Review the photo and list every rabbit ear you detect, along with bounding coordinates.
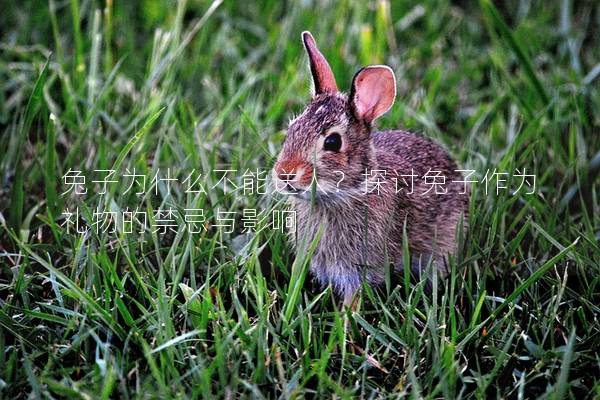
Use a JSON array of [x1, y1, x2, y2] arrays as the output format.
[[350, 66, 396, 123], [302, 31, 338, 95]]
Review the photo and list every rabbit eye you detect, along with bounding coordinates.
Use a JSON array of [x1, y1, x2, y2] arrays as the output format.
[[323, 132, 342, 152]]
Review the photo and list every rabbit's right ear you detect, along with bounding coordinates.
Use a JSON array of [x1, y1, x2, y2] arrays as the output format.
[[302, 31, 338, 95], [350, 66, 396, 123]]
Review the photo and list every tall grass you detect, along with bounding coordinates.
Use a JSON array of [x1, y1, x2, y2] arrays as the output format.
[[0, 0, 599, 398]]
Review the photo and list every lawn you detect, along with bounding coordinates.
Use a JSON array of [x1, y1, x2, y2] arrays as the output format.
[[1, 0, 599, 398]]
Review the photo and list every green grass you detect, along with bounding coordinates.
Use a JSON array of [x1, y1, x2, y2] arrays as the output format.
[[1, 0, 599, 398]]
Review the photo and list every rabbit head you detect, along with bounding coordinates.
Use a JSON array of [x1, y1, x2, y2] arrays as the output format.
[[273, 31, 396, 201]]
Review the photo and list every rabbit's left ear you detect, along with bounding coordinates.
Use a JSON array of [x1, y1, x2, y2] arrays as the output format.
[[350, 66, 396, 123], [302, 31, 338, 95]]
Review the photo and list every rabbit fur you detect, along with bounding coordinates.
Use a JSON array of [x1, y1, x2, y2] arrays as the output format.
[[272, 31, 469, 304]]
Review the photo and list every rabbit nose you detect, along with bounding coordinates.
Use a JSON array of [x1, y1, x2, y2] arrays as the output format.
[[275, 160, 299, 181]]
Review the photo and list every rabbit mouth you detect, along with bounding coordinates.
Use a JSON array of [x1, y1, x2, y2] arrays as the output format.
[[274, 178, 363, 202], [276, 182, 315, 199], [284, 183, 300, 193], [273, 181, 310, 197], [286, 186, 358, 203]]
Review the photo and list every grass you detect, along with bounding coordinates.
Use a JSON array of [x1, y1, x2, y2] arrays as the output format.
[[1, 0, 599, 398]]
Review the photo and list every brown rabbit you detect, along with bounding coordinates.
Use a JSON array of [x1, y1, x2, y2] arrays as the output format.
[[272, 31, 469, 305]]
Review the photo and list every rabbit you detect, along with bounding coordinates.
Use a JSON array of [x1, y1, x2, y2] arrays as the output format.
[[272, 31, 469, 306]]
